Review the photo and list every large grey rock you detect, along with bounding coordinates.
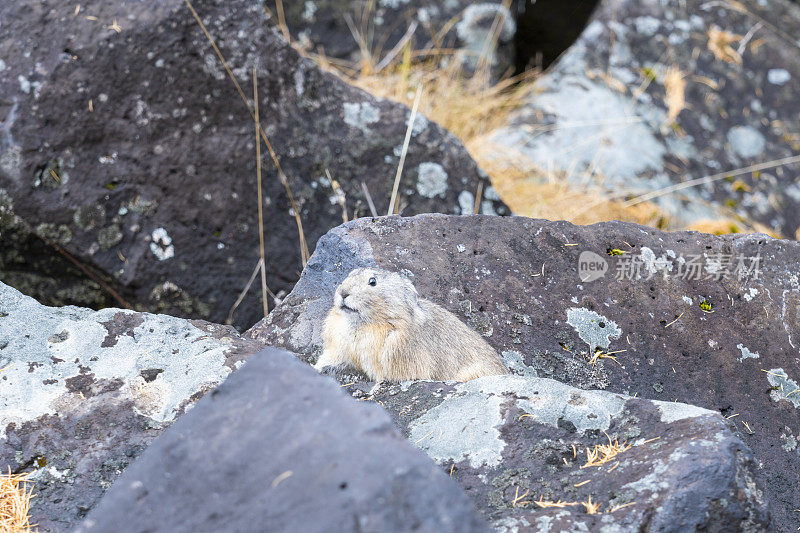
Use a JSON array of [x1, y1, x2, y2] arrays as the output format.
[[485, 0, 800, 238], [0, 0, 505, 331], [249, 214, 800, 531], [0, 282, 260, 531], [266, 0, 519, 75], [347, 375, 768, 531], [77, 348, 489, 533]]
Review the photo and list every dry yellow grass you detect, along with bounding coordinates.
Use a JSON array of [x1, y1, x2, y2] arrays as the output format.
[[469, 145, 670, 227], [1, 470, 35, 533]]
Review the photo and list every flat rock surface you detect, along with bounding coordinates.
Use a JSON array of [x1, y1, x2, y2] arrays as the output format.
[[77, 348, 489, 533], [347, 375, 768, 531], [0, 282, 259, 531], [249, 213, 800, 531], [0, 0, 504, 330], [486, 0, 800, 237]]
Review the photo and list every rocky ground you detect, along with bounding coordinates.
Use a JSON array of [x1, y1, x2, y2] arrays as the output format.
[[2, 0, 800, 532]]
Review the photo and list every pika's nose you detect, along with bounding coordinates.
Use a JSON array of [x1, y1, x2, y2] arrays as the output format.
[[339, 289, 350, 300]]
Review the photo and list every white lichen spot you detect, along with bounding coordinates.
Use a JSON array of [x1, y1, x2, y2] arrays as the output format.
[[640, 247, 673, 277], [566, 308, 622, 352], [767, 68, 791, 85], [409, 112, 429, 136], [737, 343, 760, 362], [343, 101, 380, 132], [98, 152, 118, 164], [18, 75, 31, 94], [743, 287, 759, 301], [480, 200, 497, 215], [301, 0, 317, 21], [634, 16, 661, 36], [150, 227, 175, 261], [457, 244, 466, 253], [483, 185, 500, 201], [682, 295, 693, 305], [458, 190, 475, 214], [416, 162, 448, 198], [727, 126, 766, 159]]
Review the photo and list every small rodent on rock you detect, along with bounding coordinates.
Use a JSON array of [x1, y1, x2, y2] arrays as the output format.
[[314, 268, 508, 382]]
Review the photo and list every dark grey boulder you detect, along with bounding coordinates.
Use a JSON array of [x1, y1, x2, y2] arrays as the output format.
[[77, 348, 489, 533], [486, 0, 800, 238], [0, 281, 260, 532], [0, 0, 504, 331], [249, 213, 800, 531], [266, 0, 518, 76]]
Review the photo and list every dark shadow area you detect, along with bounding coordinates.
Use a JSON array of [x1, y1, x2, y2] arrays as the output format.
[[514, 0, 601, 72]]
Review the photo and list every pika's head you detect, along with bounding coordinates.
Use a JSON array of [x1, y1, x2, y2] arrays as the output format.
[[333, 268, 420, 324]]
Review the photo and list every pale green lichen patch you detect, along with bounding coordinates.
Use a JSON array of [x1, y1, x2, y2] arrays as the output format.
[[416, 162, 448, 198], [737, 343, 760, 362], [408, 388, 505, 468], [766, 368, 800, 408], [566, 307, 622, 352], [653, 400, 714, 423], [0, 282, 235, 439], [343, 101, 380, 132], [407, 375, 630, 469]]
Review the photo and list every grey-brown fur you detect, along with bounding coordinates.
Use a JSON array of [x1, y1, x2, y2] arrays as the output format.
[[314, 268, 507, 382]]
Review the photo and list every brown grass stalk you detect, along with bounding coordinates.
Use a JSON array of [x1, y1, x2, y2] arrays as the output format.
[[387, 85, 422, 215], [184, 0, 309, 266], [253, 68, 269, 318]]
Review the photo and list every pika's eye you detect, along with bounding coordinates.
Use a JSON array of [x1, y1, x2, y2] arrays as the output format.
[[368, 277, 377, 286]]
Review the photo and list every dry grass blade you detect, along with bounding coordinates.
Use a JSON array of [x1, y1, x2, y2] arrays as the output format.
[[226, 258, 264, 325], [325, 169, 349, 223], [472, 180, 484, 214], [253, 68, 269, 318], [534, 498, 580, 509], [1, 469, 35, 533], [184, 0, 309, 265], [623, 154, 800, 207], [360, 181, 378, 217], [273, 0, 291, 41], [375, 21, 418, 73], [387, 85, 422, 215]]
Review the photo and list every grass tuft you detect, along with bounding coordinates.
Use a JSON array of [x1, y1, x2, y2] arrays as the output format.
[[1, 470, 35, 533]]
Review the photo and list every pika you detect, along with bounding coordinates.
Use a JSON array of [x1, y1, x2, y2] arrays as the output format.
[[313, 268, 507, 382]]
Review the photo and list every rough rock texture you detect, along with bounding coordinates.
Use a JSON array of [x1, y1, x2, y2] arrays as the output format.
[[77, 348, 489, 533], [266, 0, 519, 75], [0, 282, 260, 531], [0, 0, 505, 331], [486, 0, 800, 237], [345, 375, 768, 531], [249, 214, 800, 531]]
